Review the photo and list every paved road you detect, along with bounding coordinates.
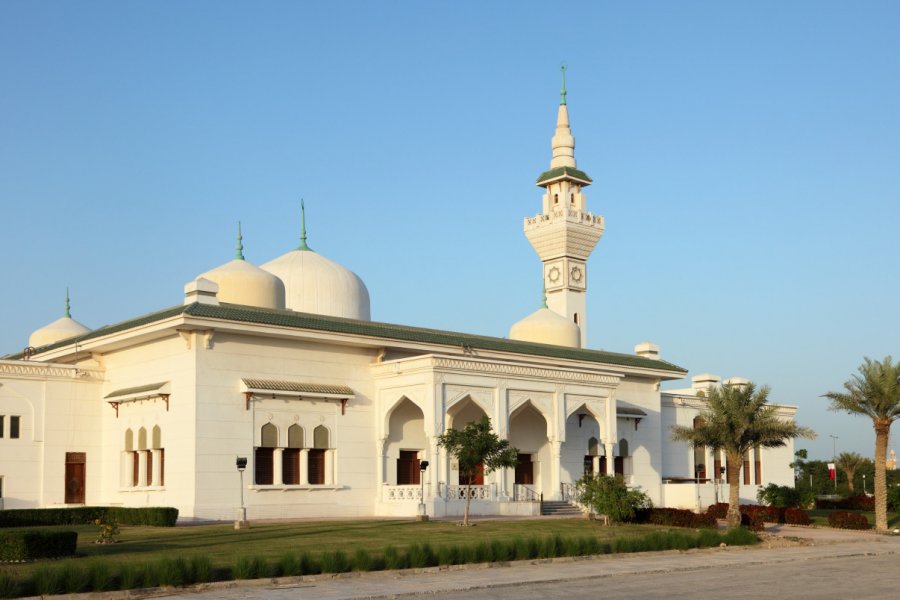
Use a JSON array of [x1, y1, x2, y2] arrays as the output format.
[[160, 526, 899, 600]]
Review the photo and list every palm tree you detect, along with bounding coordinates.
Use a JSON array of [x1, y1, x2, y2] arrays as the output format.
[[671, 382, 815, 528], [823, 356, 900, 532], [835, 451, 867, 493]]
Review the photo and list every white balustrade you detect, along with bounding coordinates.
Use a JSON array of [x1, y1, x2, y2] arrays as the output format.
[[383, 485, 422, 502], [447, 484, 492, 501]]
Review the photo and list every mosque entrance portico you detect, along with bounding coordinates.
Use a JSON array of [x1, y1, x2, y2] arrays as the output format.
[[372, 354, 620, 516]]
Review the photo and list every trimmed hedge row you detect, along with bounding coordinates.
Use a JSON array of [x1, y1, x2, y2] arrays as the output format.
[[705, 503, 812, 527], [0, 529, 759, 597], [0, 530, 78, 561], [815, 495, 874, 511], [632, 508, 717, 529], [0, 507, 177, 528], [827, 511, 870, 530]]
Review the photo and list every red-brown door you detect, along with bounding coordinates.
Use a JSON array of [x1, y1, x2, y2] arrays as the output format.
[[515, 454, 533, 485], [397, 451, 420, 485], [65, 452, 86, 504], [459, 462, 484, 485]]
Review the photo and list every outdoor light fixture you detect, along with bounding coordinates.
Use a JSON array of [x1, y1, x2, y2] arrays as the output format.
[[418, 460, 430, 521], [235, 456, 249, 529]]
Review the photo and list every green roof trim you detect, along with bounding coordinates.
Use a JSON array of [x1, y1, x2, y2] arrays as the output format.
[[536, 166, 592, 186], [6, 302, 686, 374], [242, 379, 354, 396]]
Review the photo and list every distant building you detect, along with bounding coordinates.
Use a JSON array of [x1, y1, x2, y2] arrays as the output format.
[[0, 73, 799, 519]]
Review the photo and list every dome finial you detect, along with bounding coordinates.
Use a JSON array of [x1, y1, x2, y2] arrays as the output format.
[[235, 221, 245, 260], [541, 285, 548, 309], [560, 63, 567, 106], [64, 287, 71, 318], [298, 199, 312, 251]]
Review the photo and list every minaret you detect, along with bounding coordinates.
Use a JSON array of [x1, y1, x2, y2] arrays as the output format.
[[524, 66, 605, 347]]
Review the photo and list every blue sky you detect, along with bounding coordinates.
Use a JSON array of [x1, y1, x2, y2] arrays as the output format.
[[2, 1, 898, 461]]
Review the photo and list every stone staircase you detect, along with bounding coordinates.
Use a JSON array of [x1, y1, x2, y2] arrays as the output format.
[[541, 500, 583, 516]]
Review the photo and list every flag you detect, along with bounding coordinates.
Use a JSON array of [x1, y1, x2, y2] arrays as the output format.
[[828, 463, 836, 481]]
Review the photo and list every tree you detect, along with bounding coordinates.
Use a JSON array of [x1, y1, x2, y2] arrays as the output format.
[[670, 382, 816, 528], [576, 473, 651, 523], [835, 452, 867, 493], [437, 416, 519, 526], [823, 356, 900, 531]]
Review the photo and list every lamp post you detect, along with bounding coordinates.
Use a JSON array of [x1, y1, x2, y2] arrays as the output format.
[[863, 473, 867, 495], [235, 456, 249, 530], [417, 460, 430, 522]]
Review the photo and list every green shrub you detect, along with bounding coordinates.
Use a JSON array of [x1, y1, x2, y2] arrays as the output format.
[[32, 566, 62, 597], [352, 548, 374, 571], [722, 527, 758, 545], [0, 530, 78, 560], [757, 483, 814, 508], [827, 511, 870, 530], [298, 551, 320, 575], [0, 571, 19, 599], [888, 485, 900, 511], [61, 562, 90, 594], [576, 474, 651, 523], [437, 544, 462, 565], [277, 552, 299, 577], [88, 561, 114, 592], [157, 557, 191, 587], [513, 537, 539, 560], [320, 550, 351, 573], [190, 555, 212, 583], [233, 556, 269, 580], [633, 507, 717, 528]]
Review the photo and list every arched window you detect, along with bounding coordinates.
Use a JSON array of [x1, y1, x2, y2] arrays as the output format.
[[309, 426, 329, 484], [255, 423, 278, 485], [151, 426, 165, 487], [124, 429, 134, 452], [587, 437, 599, 456], [615, 439, 628, 476], [151, 426, 162, 449], [570, 193, 574, 204], [137, 427, 147, 451], [574, 313, 579, 325], [123, 429, 137, 487], [584, 436, 600, 476], [553, 193, 559, 204], [284, 425, 304, 484]]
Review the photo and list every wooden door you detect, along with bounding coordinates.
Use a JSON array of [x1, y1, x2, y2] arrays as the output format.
[[515, 454, 533, 485], [459, 462, 484, 485], [308, 449, 325, 484], [397, 451, 420, 485], [65, 452, 86, 504], [614, 456, 624, 476]]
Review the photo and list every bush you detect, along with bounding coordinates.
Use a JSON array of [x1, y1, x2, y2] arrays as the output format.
[[576, 474, 652, 523], [0, 571, 18, 599], [815, 495, 874, 511], [757, 484, 814, 508], [706, 503, 729, 519], [0, 530, 78, 560], [0, 506, 178, 528], [784, 508, 812, 525], [633, 507, 717, 528], [740, 511, 765, 531], [320, 550, 351, 573], [233, 555, 269, 580], [827, 511, 870, 530], [32, 566, 62, 597], [888, 485, 900, 512]]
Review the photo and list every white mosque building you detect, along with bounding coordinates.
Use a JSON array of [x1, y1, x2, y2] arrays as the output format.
[[0, 75, 799, 520]]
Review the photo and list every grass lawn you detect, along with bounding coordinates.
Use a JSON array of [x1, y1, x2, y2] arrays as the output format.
[[1, 518, 672, 579], [807, 509, 900, 528]]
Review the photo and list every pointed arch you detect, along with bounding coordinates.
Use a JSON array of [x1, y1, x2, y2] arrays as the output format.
[[510, 399, 553, 440], [313, 425, 330, 449], [260, 423, 278, 448], [288, 424, 304, 449], [137, 427, 147, 450], [383, 394, 427, 439], [151, 425, 161, 449], [124, 429, 134, 452]]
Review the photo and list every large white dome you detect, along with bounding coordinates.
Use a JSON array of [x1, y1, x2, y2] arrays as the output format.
[[29, 292, 91, 348], [509, 305, 580, 348], [261, 249, 371, 320], [198, 258, 286, 309]]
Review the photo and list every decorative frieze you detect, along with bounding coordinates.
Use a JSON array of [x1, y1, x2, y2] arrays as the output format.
[[0, 360, 101, 381]]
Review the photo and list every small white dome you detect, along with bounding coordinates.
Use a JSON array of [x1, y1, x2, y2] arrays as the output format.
[[509, 306, 580, 348], [261, 249, 370, 320], [29, 294, 91, 348], [198, 258, 286, 309]]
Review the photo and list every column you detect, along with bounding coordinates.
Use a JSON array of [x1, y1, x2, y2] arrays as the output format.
[[592, 455, 600, 476], [138, 451, 148, 487], [604, 443, 615, 475], [120, 452, 131, 487], [299, 449, 309, 485], [429, 437, 440, 499], [273, 448, 284, 485], [151, 449, 163, 487], [549, 440, 562, 500], [376, 438, 388, 485], [324, 449, 334, 485]]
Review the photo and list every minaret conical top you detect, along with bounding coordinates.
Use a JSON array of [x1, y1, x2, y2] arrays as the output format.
[[235, 221, 245, 260], [298, 199, 312, 251]]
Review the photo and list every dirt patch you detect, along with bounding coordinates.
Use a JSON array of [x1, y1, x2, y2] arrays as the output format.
[[757, 532, 813, 549]]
